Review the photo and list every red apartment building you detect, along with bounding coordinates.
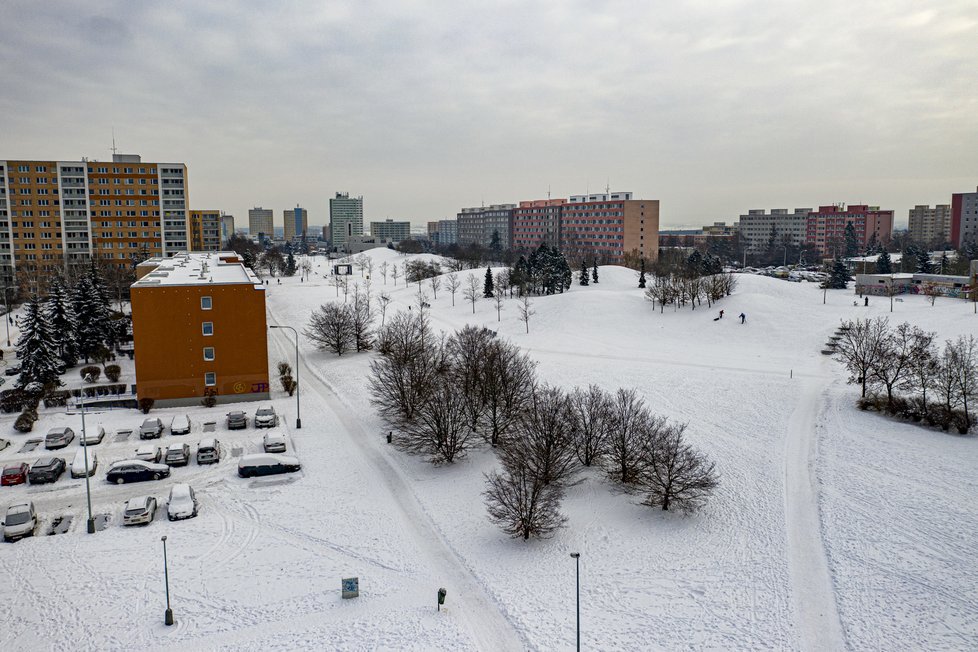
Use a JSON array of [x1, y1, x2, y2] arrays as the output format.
[[805, 204, 893, 256], [512, 198, 566, 250], [559, 192, 659, 264], [951, 186, 978, 247]]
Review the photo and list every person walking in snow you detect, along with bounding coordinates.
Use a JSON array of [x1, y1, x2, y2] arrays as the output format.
[[739, 312, 746, 324], [719, 309, 724, 319]]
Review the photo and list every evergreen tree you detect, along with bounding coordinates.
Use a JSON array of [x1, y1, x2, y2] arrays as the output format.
[[511, 256, 529, 295], [284, 252, 298, 277], [939, 251, 950, 274], [16, 295, 63, 391], [865, 232, 879, 256], [916, 249, 935, 274], [559, 255, 572, 292], [44, 276, 79, 366], [489, 230, 502, 260], [844, 222, 859, 258], [72, 276, 108, 362], [875, 249, 893, 274], [591, 261, 599, 284], [638, 258, 647, 289], [902, 244, 920, 273], [579, 259, 589, 286], [823, 260, 851, 289], [483, 266, 495, 298]]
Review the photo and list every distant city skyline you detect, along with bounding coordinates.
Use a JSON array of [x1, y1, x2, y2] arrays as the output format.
[[2, 1, 975, 231]]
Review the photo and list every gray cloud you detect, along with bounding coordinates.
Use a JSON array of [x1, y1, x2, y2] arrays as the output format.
[[1, 0, 975, 229]]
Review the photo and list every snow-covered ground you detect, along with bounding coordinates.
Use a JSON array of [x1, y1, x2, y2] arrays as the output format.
[[1, 248, 976, 650]]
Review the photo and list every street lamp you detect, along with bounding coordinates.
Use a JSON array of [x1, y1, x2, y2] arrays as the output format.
[[1, 282, 10, 346], [570, 552, 581, 652], [79, 378, 96, 534], [161, 535, 174, 626], [269, 325, 301, 429]]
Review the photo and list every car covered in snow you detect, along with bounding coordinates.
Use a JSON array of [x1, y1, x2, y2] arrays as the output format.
[[226, 411, 248, 430], [28, 457, 66, 484], [254, 406, 278, 428], [196, 438, 221, 465], [262, 429, 287, 454], [134, 445, 162, 463], [44, 427, 75, 450], [139, 418, 164, 440], [166, 483, 199, 521], [164, 443, 191, 467], [170, 414, 191, 435], [237, 453, 301, 478], [80, 426, 106, 446], [70, 447, 98, 478], [1, 463, 29, 486], [105, 460, 170, 485], [3, 502, 37, 542], [122, 496, 158, 526]]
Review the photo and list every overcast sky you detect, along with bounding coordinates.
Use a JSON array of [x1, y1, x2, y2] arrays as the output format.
[[1, 1, 975, 230]]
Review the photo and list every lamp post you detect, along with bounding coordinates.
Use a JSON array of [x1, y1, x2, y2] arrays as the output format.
[[79, 381, 96, 534], [1, 281, 10, 346], [269, 325, 300, 428], [161, 535, 174, 626], [570, 552, 581, 652]]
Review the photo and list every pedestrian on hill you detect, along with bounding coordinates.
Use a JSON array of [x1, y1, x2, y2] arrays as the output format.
[[739, 312, 746, 324], [719, 310, 724, 319]]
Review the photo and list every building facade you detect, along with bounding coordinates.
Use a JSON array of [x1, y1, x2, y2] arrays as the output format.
[[189, 210, 222, 251], [0, 154, 188, 284], [329, 192, 363, 252], [427, 219, 458, 246], [951, 186, 978, 248], [248, 207, 273, 241], [559, 192, 659, 264], [283, 206, 308, 242], [512, 198, 566, 251], [131, 251, 269, 406], [908, 205, 951, 246], [805, 204, 893, 256], [220, 214, 234, 245], [369, 219, 411, 242], [456, 204, 516, 249], [737, 208, 811, 253]]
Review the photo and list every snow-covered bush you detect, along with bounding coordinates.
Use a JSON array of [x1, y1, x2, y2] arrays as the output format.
[[104, 365, 121, 383]]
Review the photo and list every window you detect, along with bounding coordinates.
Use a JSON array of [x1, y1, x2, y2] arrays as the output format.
[[202, 321, 213, 336], [201, 296, 212, 310], [204, 372, 216, 386], [203, 347, 215, 361]]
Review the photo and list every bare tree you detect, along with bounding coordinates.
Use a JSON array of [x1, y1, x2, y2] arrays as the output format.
[[446, 272, 461, 307], [640, 421, 719, 514], [484, 461, 566, 540], [400, 368, 474, 463], [365, 258, 375, 281], [870, 322, 917, 410], [495, 270, 510, 299], [835, 317, 889, 397], [377, 292, 393, 326], [933, 341, 962, 429], [952, 335, 978, 429], [379, 261, 390, 285], [604, 388, 657, 485], [305, 303, 354, 355], [447, 325, 492, 431], [391, 264, 400, 287], [568, 385, 613, 466], [499, 385, 578, 487], [463, 273, 480, 314], [902, 327, 938, 418], [518, 294, 534, 333], [921, 282, 941, 306], [370, 311, 441, 427], [429, 275, 441, 300], [493, 291, 505, 321], [480, 338, 536, 447], [354, 253, 369, 277], [299, 258, 313, 281], [350, 284, 375, 352]]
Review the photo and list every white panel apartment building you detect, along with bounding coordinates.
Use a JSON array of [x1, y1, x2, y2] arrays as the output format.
[[738, 208, 812, 253], [329, 192, 364, 252], [248, 207, 274, 239], [907, 204, 951, 246]]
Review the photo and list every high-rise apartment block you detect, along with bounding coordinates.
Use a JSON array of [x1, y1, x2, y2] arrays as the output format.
[[560, 192, 658, 264], [0, 154, 188, 282], [737, 208, 812, 253], [951, 186, 978, 248], [370, 219, 411, 242], [907, 205, 951, 246], [427, 219, 458, 246], [220, 214, 234, 244], [805, 204, 893, 255], [283, 206, 308, 242], [329, 192, 363, 252], [189, 210, 222, 251], [248, 207, 273, 240], [512, 199, 566, 250], [457, 204, 516, 249]]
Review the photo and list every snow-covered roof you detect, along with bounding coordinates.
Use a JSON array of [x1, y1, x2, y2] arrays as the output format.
[[133, 252, 263, 289]]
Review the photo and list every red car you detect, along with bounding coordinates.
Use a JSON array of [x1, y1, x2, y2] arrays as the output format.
[[1, 463, 29, 486]]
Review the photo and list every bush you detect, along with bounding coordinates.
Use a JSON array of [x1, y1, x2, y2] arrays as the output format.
[[201, 389, 217, 408], [104, 365, 121, 383], [13, 411, 35, 433], [138, 397, 155, 414], [80, 366, 101, 382]]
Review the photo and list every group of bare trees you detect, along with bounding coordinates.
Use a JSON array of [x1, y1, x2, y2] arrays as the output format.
[[835, 317, 977, 433], [305, 285, 375, 355], [644, 272, 737, 313], [369, 315, 720, 540]]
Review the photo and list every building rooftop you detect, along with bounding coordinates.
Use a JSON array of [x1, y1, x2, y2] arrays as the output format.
[[133, 252, 263, 288]]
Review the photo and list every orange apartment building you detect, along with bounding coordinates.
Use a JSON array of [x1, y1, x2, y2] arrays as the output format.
[[190, 210, 222, 251], [0, 154, 188, 286], [131, 251, 269, 406], [560, 192, 660, 264]]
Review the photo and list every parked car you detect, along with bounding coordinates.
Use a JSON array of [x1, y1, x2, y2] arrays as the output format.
[[164, 443, 191, 467], [122, 496, 158, 526], [134, 445, 162, 463], [28, 457, 66, 484], [226, 411, 248, 430], [139, 418, 164, 440], [3, 502, 36, 542], [1, 463, 29, 487], [70, 448, 98, 478], [44, 427, 75, 450], [238, 453, 301, 478], [105, 460, 171, 485], [80, 426, 106, 446], [196, 438, 221, 465], [166, 483, 199, 521], [170, 414, 191, 435], [262, 430, 287, 454], [3, 365, 20, 377], [254, 406, 278, 428]]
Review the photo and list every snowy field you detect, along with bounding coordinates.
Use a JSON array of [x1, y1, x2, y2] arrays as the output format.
[[1, 247, 976, 651]]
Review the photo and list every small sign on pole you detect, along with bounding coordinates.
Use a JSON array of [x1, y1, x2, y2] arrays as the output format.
[[342, 577, 359, 599]]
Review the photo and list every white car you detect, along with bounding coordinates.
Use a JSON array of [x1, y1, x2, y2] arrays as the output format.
[[170, 414, 191, 435], [134, 445, 162, 463], [123, 496, 158, 526], [262, 430, 287, 454], [80, 426, 106, 446], [70, 447, 98, 478], [167, 483, 199, 521], [254, 406, 278, 428], [3, 502, 37, 542]]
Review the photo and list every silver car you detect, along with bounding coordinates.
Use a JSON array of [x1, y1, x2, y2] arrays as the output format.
[[45, 427, 75, 450], [3, 502, 37, 542], [122, 496, 158, 526]]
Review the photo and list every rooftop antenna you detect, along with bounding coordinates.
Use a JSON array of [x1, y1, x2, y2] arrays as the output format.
[[111, 128, 118, 156], [606, 179, 610, 195], [547, 185, 551, 200]]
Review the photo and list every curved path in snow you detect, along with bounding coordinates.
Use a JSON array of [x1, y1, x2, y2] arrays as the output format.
[[783, 375, 846, 651], [267, 314, 527, 651]]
